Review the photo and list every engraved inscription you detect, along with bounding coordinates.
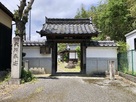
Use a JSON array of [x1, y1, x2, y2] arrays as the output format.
[[12, 38, 19, 66]]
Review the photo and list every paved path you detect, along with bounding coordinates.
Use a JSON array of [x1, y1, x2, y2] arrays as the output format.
[[0, 76, 136, 102]]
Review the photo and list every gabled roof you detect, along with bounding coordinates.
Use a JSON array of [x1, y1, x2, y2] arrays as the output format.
[[125, 29, 136, 37], [0, 2, 13, 19], [37, 17, 98, 36]]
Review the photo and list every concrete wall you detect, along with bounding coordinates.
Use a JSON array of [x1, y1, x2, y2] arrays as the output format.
[[23, 46, 52, 74], [0, 9, 12, 28], [23, 46, 118, 75], [23, 46, 51, 58], [86, 47, 117, 58], [125, 30, 136, 50], [86, 47, 117, 75], [23, 58, 52, 74]]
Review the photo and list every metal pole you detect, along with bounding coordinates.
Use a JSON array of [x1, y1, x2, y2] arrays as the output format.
[[29, 10, 31, 41], [131, 50, 134, 75]]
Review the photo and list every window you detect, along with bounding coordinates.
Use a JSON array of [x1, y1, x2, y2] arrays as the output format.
[[40, 46, 51, 54]]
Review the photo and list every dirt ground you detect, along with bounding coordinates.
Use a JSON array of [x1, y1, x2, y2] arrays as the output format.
[[0, 75, 136, 102]]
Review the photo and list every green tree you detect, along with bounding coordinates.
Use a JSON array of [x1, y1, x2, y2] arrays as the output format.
[[117, 41, 128, 52], [14, 0, 34, 39], [76, 46, 81, 60], [127, 0, 136, 29], [98, 0, 133, 41], [58, 43, 67, 52], [75, 0, 135, 41], [75, 5, 89, 18]]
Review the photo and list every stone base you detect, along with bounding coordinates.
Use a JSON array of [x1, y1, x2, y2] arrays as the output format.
[[65, 61, 75, 68], [8, 78, 21, 85]]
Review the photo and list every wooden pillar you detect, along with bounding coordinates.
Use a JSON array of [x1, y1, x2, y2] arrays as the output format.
[[52, 42, 57, 75], [81, 42, 86, 74]]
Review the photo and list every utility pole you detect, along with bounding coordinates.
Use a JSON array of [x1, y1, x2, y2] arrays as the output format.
[[29, 10, 31, 41]]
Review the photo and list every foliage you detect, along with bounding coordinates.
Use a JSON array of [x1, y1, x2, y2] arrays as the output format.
[[58, 43, 67, 52], [0, 72, 10, 83], [99, 0, 133, 41], [21, 69, 34, 83], [75, 5, 90, 18], [127, 0, 136, 29], [58, 43, 68, 62], [76, 46, 81, 60], [117, 41, 128, 52], [75, 0, 136, 41], [118, 52, 128, 72], [63, 53, 69, 62]]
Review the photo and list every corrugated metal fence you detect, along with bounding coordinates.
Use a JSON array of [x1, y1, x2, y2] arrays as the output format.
[[118, 50, 136, 76]]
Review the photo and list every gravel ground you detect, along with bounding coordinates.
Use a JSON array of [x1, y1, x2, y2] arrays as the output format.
[[0, 76, 136, 102]]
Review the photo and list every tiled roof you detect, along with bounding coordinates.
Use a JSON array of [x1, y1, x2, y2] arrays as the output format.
[[87, 41, 117, 47], [23, 41, 117, 47], [0, 2, 13, 18], [23, 41, 45, 46], [38, 17, 98, 35]]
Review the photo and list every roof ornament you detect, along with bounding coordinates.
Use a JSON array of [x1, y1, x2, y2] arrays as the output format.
[[45, 16, 48, 23], [106, 35, 111, 41]]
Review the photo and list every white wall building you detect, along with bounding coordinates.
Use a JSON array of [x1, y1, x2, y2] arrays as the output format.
[[125, 29, 136, 50], [125, 30, 136, 73], [23, 41, 118, 75]]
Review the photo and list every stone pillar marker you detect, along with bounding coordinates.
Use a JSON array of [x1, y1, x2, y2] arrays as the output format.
[[10, 36, 22, 84], [109, 61, 115, 80], [24, 60, 29, 71]]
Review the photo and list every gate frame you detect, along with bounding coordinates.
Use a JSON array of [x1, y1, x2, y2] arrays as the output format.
[[51, 41, 86, 75], [37, 18, 99, 75]]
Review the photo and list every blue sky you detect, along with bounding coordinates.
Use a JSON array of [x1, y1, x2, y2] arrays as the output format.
[[0, 0, 101, 41]]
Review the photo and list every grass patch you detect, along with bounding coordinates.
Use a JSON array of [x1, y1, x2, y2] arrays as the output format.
[[21, 69, 36, 84], [0, 72, 10, 84]]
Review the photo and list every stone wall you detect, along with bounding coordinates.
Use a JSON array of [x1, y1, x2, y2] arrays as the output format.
[[86, 58, 117, 75], [23, 57, 52, 74]]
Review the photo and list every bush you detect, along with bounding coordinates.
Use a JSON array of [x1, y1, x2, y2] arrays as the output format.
[[21, 69, 34, 83]]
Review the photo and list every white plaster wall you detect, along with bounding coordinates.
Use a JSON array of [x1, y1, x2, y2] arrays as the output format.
[[69, 52, 78, 59], [126, 31, 136, 50], [86, 47, 117, 58], [23, 46, 51, 58]]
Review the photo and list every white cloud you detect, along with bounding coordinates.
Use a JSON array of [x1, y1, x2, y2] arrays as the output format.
[[0, 0, 101, 41]]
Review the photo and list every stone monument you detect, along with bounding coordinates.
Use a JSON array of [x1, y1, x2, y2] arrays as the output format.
[[10, 36, 22, 84]]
